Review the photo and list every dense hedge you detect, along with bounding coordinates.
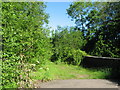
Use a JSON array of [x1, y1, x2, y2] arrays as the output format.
[[2, 2, 52, 88]]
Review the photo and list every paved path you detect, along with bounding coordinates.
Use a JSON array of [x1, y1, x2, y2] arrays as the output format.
[[38, 79, 119, 88]]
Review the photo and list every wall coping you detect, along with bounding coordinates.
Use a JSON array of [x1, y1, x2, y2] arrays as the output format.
[[85, 56, 120, 60]]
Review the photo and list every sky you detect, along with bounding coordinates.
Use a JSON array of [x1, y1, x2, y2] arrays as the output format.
[[45, 2, 76, 30]]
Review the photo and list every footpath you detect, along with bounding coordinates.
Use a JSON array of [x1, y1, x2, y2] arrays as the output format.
[[35, 79, 119, 88]]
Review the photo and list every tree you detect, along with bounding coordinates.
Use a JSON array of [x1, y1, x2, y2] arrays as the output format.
[[67, 2, 120, 57]]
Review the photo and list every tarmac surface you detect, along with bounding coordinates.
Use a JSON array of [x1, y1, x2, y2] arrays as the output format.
[[37, 79, 119, 88]]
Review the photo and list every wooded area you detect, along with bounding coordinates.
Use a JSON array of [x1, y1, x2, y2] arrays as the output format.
[[67, 2, 120, 57], [1, 2, 120, 88]]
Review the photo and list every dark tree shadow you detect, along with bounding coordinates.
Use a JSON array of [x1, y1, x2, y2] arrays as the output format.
[[80, 56, 120, 85]]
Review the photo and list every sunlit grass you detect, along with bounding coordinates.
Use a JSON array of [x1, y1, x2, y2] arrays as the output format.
[[30, 61, 111, 82]]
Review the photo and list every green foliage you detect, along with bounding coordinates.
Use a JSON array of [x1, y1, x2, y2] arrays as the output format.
[[3, 2, 119, 88], [59, 48, 87, 65], [90, 35, 120, 57], [67, 2, 120, 58], [2, 2, 52, 88], [51, 26, 87, 65]]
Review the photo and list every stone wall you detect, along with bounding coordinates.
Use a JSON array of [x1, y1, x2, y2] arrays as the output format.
[[81, 56, 120, 69]]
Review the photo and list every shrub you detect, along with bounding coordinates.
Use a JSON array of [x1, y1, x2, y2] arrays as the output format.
[[2, 2, 52, 88], [53, 47, 88, 65]]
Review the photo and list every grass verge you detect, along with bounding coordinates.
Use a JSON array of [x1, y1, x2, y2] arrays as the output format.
[[30, 61, 111, 82]]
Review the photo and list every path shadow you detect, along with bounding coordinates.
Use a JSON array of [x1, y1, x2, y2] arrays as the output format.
[[108, 79, 120, 86]]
